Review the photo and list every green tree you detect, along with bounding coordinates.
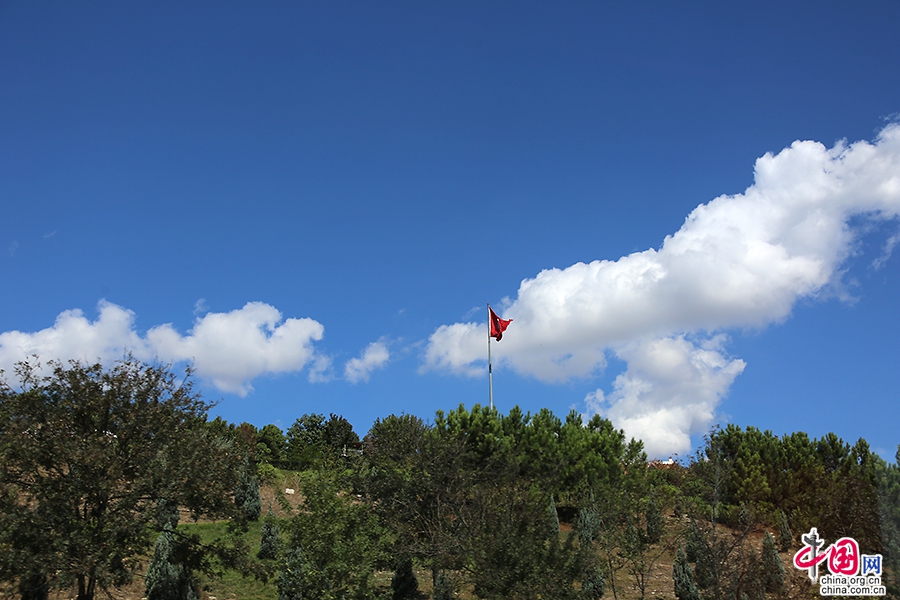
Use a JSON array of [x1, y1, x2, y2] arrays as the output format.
[[258, 424, 286, 466], [760, 531, 784, 594], [673, 545, 700, 600], [367, 412, 471, 584], [576, 493, 605, 600], [276, 547, 305, 600], [144, 499, 204, 600], [466, 485, 587, 600], [280, 471, 388, 599], [235, 459, 262, 522], [432, 571, 453, 600], [258, 510, 281, 561], [145, 523, 199, 600], [0, 358, 242, 600], [681, 431, 774, 600], [547, 495, 560, 538], [777, 510, 792, 552], [875, 445, 900, 597], [322, 413, 360, 456], [285, 413, 326, 470], [391, 554, 418, 600]]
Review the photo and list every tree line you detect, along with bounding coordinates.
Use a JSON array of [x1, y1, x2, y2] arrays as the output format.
[[2, 358, 898, 600]]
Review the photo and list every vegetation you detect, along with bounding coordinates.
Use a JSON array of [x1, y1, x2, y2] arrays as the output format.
[[0, 357, 244, 600], [2, 356, 898, 600], [257, 511, 281, 561]]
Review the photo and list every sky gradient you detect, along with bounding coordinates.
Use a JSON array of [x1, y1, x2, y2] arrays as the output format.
[[2, 2, 899, 458]]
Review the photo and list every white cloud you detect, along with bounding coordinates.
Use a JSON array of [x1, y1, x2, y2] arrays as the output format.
[[307, 354, 335, 383], [0, 300, 327, 396], [0, 301, 149, 370], [587, 336, 745, 458], [423, 124, 900, 456], [345, 339, 390, 383], [193, 298, 209, 316], [872, 230, 900, 270]]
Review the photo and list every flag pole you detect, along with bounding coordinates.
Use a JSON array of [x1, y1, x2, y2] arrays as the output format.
[[487, 303, 493, 410]]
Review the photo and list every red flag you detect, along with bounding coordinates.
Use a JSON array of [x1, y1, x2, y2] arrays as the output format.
[[489, 307, 512, 341]]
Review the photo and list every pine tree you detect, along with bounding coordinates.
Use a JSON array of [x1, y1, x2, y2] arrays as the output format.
[[673, 545, 701, 600], [761, 531, 784, 593], [777, 510, 792, 552], [433, 571, 453, 600], [145, 528, 198, 600], [577, 494, 601, 548], [235, 462, 262, 522], [277, 546, 305, 600], [391, 555, 418, 600], [17, 571, 49, 600], [577, 495, 606, 599], [547, 495, 560, 539], [685, 523, 715, 590], [645, 497, 663, 545], [145, 499, 198, 600], [258, 512, 281, 560], [581, 564, 606, 600]]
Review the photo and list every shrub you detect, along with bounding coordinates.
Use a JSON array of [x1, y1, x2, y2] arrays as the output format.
[[391, 555, 418, 600]]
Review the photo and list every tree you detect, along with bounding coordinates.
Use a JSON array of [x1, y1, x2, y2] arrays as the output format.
[[258, 510, 281, 561], [0, 357, 242, 600], [322, 413, 360, 456], [760, 531, 784, 593], [777, 510, 792, 553], [432, 571, 453, 600], [235, 459, 262, 521], [576, 494, 605, 600], [144, 498, 198, 600], [145, 518, 199, 600], [874, 446, 900, 597], [285, 413, 326, 470], [258, 424, 286, 466], [280, 471, 388, 599], [673, 545, 700, 600], [466, 484, 587, 600], [547, 495, 560, 538], [390, 554, 418, 600], [276, 547, 305, 600]]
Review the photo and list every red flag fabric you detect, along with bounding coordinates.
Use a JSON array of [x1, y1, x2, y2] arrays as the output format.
[[489, 307, 512, 341]]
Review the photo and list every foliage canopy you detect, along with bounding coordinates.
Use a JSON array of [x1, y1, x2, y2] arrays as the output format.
[[0, 357, 243, 600]]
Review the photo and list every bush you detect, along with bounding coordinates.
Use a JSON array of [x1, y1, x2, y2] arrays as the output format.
[[257, 462, 281, 486], [391, 555, 418, 600]]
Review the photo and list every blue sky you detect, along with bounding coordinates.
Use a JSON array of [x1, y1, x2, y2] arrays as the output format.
[[2, 2, 899, 458]]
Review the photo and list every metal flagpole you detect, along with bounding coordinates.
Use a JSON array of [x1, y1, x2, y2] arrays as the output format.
[[487, 303, 493, 410]]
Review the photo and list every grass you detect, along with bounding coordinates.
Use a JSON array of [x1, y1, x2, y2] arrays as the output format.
[[179, 520, 278, 600]]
